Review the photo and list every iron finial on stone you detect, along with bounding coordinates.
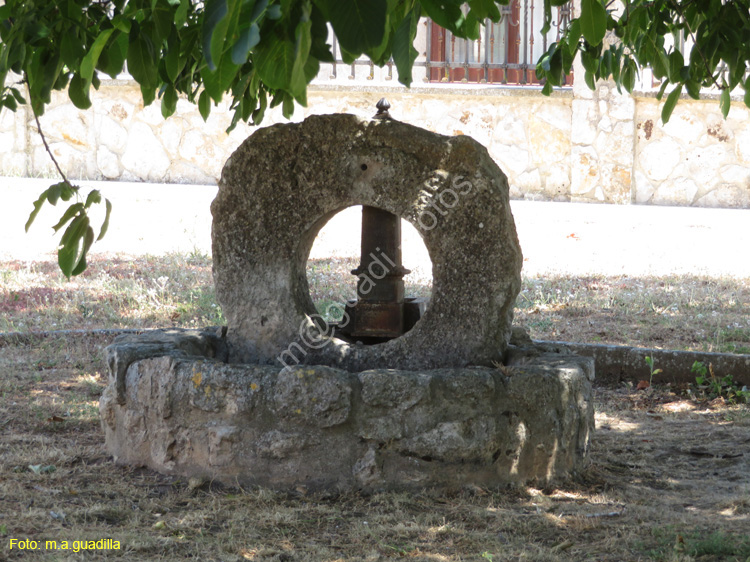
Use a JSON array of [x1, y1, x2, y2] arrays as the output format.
[[374, 98, 391, 120]]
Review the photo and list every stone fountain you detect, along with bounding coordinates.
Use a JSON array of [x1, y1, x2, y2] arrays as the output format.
[[99, 108, 594, 491]]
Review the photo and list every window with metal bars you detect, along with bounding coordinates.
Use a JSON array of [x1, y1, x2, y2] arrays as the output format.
[[425, 1, 574, 85]]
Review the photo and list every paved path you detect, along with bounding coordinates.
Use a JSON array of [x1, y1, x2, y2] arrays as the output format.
[[2, 177, 749, 278]]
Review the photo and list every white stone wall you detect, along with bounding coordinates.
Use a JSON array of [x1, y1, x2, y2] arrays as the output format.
[[1, 77, 749, 209], [635, 98, 750, 208]]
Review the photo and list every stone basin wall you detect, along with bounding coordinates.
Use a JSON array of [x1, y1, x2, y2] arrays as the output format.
[[100, 329, 595, 491]]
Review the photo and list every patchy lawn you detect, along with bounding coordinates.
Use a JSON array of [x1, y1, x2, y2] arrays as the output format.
[[0, 333, 748, 561], [1, 254, 748, 560], [4, 253, 747, 354]]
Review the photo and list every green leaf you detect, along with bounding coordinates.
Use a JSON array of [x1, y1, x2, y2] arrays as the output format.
[[57, 182, 77, 203], [199, 89, 211, 121], [175, 0, 190, 27], [128, 25, 158, 89], [58, 214, 90, 278], [202, 0, 229, 71], [152, 1, 174, 44], [6, 39, 26, 73], [255, 34, 296, 92], [290, 8, 313, 101], [668, 50, 684, 83], [467, 0, 501, 21], [161, 83, 178, 118], [419, 0, 465, 36], [580, 49, 599, 74], [81, 28, 115, 84], [25, 195, 47, 232], [602, 48, 614, 80], [112, 15, 132, 33], [644, 33, 669, 79], [719, 87, 731, 119], [28, 48, 64, 115], [685, 79, 701, 100], [621, 58, 636, 93], [655, 79, 669, 101], [248, 0, 270, 23], [24, 182, 74, 232], [52, 203, 84, 232], [282, 91, 294, 118], [252, 88, 268, 124], [3, 95, 17, 111], [580, 0, 607, 47], [99, 33, 128, 78], [317, 0, 387, 54], [548, 48, 563, 85], [392, 6, 420, 87], [97, 199, 112, 241], [201, 54, 240, 103], [267, 4, 281, 19], [70, 226, 95, 277], [566, 19, 582, 57], [84, 190, 102, 208], [744, 78, 750, 109], [141, 85, 156, 106], [68, 74, 92, 110], [661, 84, 682, 124], [584, 70, 596, 90], [165, 45, 185, 83], [231, 23, 260, 65], [10, 88, 26, 105], [309, 2, 333, 62], [61, 31, 85, 69]]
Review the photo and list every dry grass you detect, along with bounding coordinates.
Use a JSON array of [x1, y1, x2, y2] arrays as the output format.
[[1, 254, 749, 560], [1, 334, 749, 561], [0, 253, 222, 334], [2, 253, 748, 354], [515, 274, 750, 354], [306, 257, 750, 354]]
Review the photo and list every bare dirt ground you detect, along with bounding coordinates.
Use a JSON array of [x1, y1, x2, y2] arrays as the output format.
[[1, 187, 749, 560], [0, 333, 749, 561]]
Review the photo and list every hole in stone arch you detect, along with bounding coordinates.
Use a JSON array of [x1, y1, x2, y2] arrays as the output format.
[[306, 205, 432, 345]]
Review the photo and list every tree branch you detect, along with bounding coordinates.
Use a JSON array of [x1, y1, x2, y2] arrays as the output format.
[[25, 76, 76, 191], [668, 0, 725, 90], [33, 111, 75, 187]]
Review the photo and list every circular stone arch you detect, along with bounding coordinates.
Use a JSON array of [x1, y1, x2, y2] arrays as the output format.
[[211, 113, 523, 371]]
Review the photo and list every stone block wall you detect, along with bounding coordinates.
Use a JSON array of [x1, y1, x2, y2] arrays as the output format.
[[1, 77, 749, 209], [634, 98, 750, 208]]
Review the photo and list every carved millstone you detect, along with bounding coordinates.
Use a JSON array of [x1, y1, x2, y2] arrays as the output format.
[[100, 112, 596, 491], [211, 113, 523, 369]]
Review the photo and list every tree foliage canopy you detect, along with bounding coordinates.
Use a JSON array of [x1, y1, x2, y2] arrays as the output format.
[[1, 0, 749, 275], [536, 0, 750, 123]]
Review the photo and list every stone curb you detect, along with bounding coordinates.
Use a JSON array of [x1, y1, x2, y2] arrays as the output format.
[[0, 328, 144, 346], [536, 340, 750, 386], [3, 328, 748, 386]]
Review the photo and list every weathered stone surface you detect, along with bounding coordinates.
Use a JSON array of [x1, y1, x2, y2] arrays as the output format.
[[96, 146, 121, 179], [97, 115, 128, 153], [212, 113, 524, 371], [121, 122, 171, 181], [100, 339, 595, 491], [104, 328, 228, 405], [640, 138, 681, 182], [272, 366, 353, 428]]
